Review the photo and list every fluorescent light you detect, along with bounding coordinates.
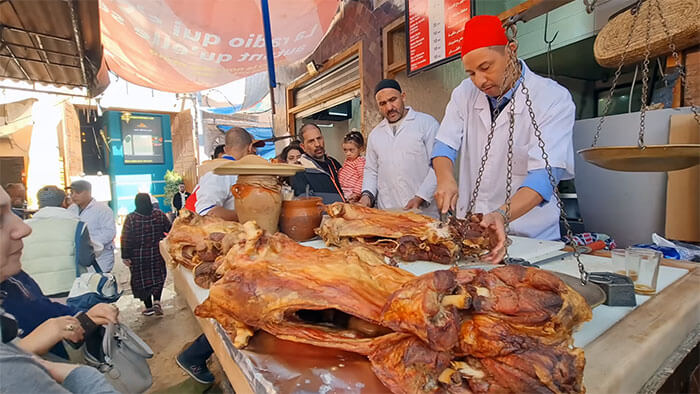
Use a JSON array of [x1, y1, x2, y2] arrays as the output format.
[[328, 111, 347, 116], [317, 124, 334, 128]]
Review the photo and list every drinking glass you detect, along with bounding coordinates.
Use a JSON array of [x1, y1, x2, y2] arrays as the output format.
[[610, 249, 627, 276], [626, 248, 661, 295]]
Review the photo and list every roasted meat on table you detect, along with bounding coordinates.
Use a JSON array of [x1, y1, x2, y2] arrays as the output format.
[[165, 209, 244, 270], [380, 266, 592, 354], [375, 266, 591, 393], [195, 233, 415, 354], [171, 209, 590, 393], [316, 203, 496, 264]]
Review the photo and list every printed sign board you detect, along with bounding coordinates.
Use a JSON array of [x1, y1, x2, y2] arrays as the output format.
[[405, 0, 473, 75]]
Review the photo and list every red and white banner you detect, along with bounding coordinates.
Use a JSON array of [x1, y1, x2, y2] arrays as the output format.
[[100, 0, 338, 92]]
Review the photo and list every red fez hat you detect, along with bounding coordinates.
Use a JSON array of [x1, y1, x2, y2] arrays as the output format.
[[460, 15, 509, 57]]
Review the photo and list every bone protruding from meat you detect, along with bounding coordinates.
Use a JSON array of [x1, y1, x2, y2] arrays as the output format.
[[438, 368, 463, 385], [451, 361, 486, 379], [441, 294, 471, 309], [474, 286, 490, 297]]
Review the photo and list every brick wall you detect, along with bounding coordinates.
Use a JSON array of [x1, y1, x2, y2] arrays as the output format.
[[307, 0, 403, 133]]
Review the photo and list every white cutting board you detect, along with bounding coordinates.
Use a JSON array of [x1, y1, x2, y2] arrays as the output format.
[[506, 236, 566, 261]]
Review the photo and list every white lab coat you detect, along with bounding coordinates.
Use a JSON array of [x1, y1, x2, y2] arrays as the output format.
[[363, 107, 439, 218], [68, 199, 116, 272], [435, 62, 575, 240]]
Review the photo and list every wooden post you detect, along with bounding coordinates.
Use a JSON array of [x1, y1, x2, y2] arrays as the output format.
[[666, 53, 684, 108]]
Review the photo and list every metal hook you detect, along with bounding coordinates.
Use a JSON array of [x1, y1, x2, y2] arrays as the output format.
[[543, 13, 558, 78], [543, 13, 559, 46]]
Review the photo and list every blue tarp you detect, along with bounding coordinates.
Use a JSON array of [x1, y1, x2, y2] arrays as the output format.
[[216, 125, 275, 159]]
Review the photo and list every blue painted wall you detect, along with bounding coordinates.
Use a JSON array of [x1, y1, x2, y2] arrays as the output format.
[[104, 111, 173, 220]]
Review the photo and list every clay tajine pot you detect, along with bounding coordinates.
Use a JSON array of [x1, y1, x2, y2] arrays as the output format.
[[279, 197, 323, 241], [231, 175, 282, 233]]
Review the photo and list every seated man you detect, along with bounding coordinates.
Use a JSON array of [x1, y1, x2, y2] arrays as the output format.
[[290, 123, 345, 204], [22, 186, 98, 296]]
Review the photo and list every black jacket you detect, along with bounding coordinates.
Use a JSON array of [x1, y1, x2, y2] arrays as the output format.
[[291, 154, 345, 204], [172, 192, 191, 212]]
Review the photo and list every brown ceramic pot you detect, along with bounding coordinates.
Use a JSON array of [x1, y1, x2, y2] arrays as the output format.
[[231, 175, 282, 233], [279, 197, 323, 241]]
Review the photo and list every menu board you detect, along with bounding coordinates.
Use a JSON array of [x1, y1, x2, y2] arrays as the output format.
[[121, 113, 165, 164], [406, 0, 472, 75]]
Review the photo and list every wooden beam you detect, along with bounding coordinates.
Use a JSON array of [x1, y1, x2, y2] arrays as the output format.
[[498, 0, 575, 23], [386, 62, 407, 79], [287, 80, 360, 115], [286, 41, 363, 136], [666, 55, 684, 108], [383, 17, 405, 79]]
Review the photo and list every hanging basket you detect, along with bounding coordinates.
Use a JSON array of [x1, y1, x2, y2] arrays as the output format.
[[594, 0, 700, 68]]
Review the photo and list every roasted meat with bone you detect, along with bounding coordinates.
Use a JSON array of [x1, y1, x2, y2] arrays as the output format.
[[380, 266, 591, 353], [438, 345, 586, 394], [368, 333, 453, 394], [317, 203, 496, 264], [463, 265, 592, 345], [195, 233, 415, 354], [165, 209, 244, 270]]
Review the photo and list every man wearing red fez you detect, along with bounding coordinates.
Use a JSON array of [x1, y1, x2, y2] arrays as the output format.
[[431, 15, 576, 262]]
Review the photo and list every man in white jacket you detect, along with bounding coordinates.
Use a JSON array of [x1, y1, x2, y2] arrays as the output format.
[[68, 180, 115, 272], [359, 79, 439, 217], [432, 15, 576, 262], [21, 186, 97, 296]]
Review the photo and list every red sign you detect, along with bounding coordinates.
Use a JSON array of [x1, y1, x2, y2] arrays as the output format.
[[406, 0, 472, 75]]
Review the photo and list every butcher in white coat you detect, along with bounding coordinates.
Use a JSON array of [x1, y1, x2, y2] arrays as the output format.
[[432, 15, 575, 262], [359, 79, 439, 217]]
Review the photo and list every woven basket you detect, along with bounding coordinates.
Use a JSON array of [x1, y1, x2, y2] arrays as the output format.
[[594, 0, 700, 68]]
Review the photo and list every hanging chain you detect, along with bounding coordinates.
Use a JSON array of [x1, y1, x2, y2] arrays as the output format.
[[467, 121, 497, 215], [652, 0, 700, 124], [591, 0, 645, 147], [520, 81, 589, 284], [503, 93, 517, 259], [467, 32, 520, 215], [637, 1, 652, 148], [502, 48, 521, 259]]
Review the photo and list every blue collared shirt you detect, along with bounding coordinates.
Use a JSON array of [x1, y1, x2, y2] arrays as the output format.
[[487, 62, 525, 119]]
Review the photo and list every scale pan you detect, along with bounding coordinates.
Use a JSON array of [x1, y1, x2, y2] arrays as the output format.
[[578, 144, 700, 172]]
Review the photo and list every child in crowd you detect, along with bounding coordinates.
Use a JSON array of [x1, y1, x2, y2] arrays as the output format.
[[338, 130, 365, 203]]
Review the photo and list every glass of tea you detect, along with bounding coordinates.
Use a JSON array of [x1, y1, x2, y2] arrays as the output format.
[[611, 249, 627, 276], [626, 248, 662, 295]]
